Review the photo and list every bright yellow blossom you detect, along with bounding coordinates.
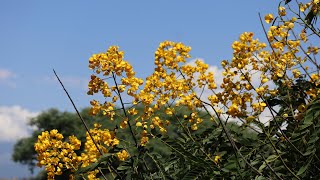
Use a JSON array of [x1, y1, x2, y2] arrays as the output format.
[[265, 14, 274, 23]]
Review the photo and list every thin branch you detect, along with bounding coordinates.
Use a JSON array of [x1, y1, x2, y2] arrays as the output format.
[[260, 153, 284, 180], [111, 72, 138, 147], [53, 69, 121, 179], [53, 69, 103, 155]]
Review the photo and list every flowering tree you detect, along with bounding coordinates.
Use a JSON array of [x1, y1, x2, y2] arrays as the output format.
[[35, 0, 320, 179]]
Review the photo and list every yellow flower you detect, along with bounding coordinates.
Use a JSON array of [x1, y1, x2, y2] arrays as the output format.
[[287, 22, 294, 29], [246, 116, 255, 123], [165, 108, 174, 115], [261, 78, 269, 83], [265, 14, 274, 24], [213, 155, 221, 163], [191, 124, 198, 131], [117, 150, 130, 161], [278, 6, 286, 16], [141, 136, 149, 146], [136, 122, 142, 127], [120, 120, 128, 129]]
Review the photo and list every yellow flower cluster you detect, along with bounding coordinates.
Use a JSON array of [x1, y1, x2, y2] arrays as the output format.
[[80, 123, 120, 167], [35, 125, 128, 179], [86, 40, 221, 146], [88, 46, 143, 119], [34, 130, 81, 179], [140, 41, 192, 110], [299, 1, 312, 12], [207, 8, 318, 120], [183, 112, 203, 131], [213, 32, 268, 118], [138, 43, 219, 136], [116, 149, 130, 161]]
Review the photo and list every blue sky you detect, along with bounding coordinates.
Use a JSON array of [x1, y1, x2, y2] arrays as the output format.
[[0, 1, 278, 178]]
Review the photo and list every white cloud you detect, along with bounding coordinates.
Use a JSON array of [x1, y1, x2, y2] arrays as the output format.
[[0, 69, 15, 80], [0, 106, 38, 142], [0, 68, 17, 88]]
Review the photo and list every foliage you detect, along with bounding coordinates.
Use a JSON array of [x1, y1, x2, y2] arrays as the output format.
[[32, 0, 320, 179]]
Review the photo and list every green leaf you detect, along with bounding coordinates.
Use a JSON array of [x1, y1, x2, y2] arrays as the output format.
[[265, 155, 278, 163], [163, 139, 207, 165], [297, 159, 312, 176], [146, 152, 167, 179], [97, 153, 113, 163], [76, 162, 99, 174], [303, 148, 316, 156], [255, 176, 268, 180], [258, 162, 267, 172], [291, 129, 309, 141], [177, 137, 186, 143], [297, 164, 308, 176], [300, 117, 313, 130], [307, 136, 319, 144], [250, 159, 262, 166], [117, 165, 130, 171], [223, 161, 238, 171], [181, 166, 203, 180]]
